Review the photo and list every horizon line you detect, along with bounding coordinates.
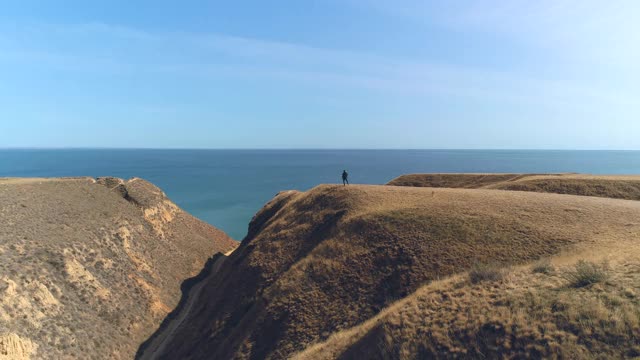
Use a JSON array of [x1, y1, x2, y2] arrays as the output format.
[[1, 147, 640, 152]]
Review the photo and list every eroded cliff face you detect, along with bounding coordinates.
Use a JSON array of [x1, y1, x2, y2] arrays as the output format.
[[0, 177, 237, 359], [0, 332, 36, 360], [138, 183, 640, 360]]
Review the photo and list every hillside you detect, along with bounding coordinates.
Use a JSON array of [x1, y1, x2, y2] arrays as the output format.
[[0, 177, 237, 359], [387, 173, 640, 200], [138, 183, 640, 359], [295, 250, 640, 359]]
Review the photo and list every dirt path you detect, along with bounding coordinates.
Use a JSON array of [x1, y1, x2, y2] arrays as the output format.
[[137, 254, 229, 360]]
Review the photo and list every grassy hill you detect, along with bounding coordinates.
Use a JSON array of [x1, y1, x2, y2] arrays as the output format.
[[139, 182, 640, 359], [387, 173, 640, 200], [295, 250, 640, 359], [0, 177, 236, 359]]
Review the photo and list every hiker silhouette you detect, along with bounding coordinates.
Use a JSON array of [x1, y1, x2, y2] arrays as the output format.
[[342, 170, 349, 186]]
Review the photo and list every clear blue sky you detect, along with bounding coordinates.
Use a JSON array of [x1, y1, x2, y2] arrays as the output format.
[[1, 1, 638, 149]]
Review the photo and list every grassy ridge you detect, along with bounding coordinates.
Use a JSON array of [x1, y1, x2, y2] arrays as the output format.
[[388, 173, 640, 201], [143, 183, 640, 359], [295, 257, 640, 359]]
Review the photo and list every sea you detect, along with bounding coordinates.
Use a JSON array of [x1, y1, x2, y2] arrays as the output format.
[[2, 149, 640, 240]]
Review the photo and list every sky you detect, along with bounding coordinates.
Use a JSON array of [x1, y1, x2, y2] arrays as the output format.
[[0, 0, 639, 149]]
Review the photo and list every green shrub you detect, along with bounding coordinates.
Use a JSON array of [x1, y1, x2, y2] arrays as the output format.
[[564, 260, 609, 288]]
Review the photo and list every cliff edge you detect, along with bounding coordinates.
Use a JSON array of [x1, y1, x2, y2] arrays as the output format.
[[139, 180, 640, 359], [0, 177, 237, 359]]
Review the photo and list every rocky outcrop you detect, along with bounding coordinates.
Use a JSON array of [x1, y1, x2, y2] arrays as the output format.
[[0, 177, 237, 359], [0, 333, 36, 360]]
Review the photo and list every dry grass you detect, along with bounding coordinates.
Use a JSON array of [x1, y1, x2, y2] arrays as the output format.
[[531, 259, 556, 275], [469, 263, 505, 284], [295, 257, 640, 360], [497, 178, 640, 201], [388, 173, 640, 201], [387, 173, 530, 188], [0, 177, 236, 359], [142, 183, 640, 360]]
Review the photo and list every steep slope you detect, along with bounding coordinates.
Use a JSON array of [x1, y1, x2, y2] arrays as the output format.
[[0, 177, 237, 359], [139, 184, 640, 359], [295, 244, 640, 359], [388, 173, 640, 200]]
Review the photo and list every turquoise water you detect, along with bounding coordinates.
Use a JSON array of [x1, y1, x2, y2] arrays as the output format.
[[2, 149, 640, 240]]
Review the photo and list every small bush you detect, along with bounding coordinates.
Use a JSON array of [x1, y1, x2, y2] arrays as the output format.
[[564, 260, 609, 288], [469, 263, 504, 284], [532, 259, 555, 275]]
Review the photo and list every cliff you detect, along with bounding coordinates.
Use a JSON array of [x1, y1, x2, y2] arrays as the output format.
[[0, 177, 237, 359], [138, 179, 640, 359]]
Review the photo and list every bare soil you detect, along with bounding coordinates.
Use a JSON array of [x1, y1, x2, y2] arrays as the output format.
[[0, 177, 236, 359]]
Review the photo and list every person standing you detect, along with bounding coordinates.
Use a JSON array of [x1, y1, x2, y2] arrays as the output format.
[[342, 170, 349, 186]]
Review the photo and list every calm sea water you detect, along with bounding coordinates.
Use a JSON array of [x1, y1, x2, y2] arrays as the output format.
[[2, 149, 639, 240]]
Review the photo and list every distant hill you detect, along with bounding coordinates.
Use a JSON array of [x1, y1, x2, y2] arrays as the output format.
[[0, 177, 236, 359], [138, 182, 640, 359], [387, 173, 640, 200]]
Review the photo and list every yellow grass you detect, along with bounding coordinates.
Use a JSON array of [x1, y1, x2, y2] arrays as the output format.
[[295, 254, 640, 359], [142, 182, 640, 359], [388, 173, 640, 201]]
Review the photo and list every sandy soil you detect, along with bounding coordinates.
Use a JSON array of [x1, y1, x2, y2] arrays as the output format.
[[0, 177, 236, 359]]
